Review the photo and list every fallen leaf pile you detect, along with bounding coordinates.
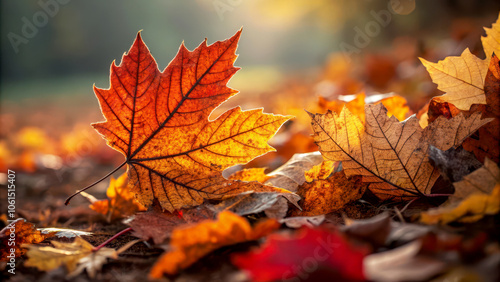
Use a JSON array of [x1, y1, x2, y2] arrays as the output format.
[[6, 12, 500, 282]]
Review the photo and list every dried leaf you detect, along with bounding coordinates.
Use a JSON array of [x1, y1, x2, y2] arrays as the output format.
[[0, 218, 55, 260], [292, 163, 367, 216], [420, 49, 489, 110], [127, 205, 214, 245], [428, 146, 482, 183], [92, 30, 291, 212], [263, 152, 324, 218], [420, 159, 500, 224], [482, 12, 500, 60], [89, 173, 146, 221], [231, 227, 368, 282], [208, 192, 298, 216], [308, 103, 492, 200], [229, 168, 274, 183], [149, 211, 279, 278], [342, 213, 391, 248], [462, 54, 500, 163], [24, 237, 137, 278], [364, 240, 446, 282]]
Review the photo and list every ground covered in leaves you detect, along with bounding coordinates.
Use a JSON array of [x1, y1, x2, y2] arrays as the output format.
[[1, 13, 500, 282]]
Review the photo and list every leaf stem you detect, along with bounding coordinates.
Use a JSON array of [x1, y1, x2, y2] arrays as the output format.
[[424, 193, 452, 198], [64, 160, 127, 205], [92, 227, 133, 252]]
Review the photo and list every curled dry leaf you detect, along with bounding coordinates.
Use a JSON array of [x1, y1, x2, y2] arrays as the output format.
[[0, 218, 55, 260], [420, 48, 489, 111], [292, 161, 367, 216], [231, 227, 368, 282], [91, 30, 291, 212], [88, 172, 146, 221], [308, 103, 492, 200], [149, 211, 280, 278], [481, 12, 500, 60], [420, 159, 500, 224]]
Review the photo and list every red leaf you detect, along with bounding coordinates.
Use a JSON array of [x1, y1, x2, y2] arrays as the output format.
[[231, 228, 368, 281]]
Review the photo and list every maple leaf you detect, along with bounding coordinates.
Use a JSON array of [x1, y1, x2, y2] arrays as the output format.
[[88, 30, 291, 212], [308, 103, 492, 199], [231, 227, 368, 282], [420, 158, 500, 224], [0, 218, 55, 260], [149, 211, 279, 278], [24, 237, 137, 278], [481, 12, 500, 60], [87, 172, 146, 221], [291, 161, 367, 216], [420, 48, 489, 111]]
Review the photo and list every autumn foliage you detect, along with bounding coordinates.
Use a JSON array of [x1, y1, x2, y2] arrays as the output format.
[[5, 11, 500, 282]]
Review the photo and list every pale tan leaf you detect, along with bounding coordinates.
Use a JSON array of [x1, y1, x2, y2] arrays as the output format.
[[482, 12, 500, 59], [308, 103, 492, 200], [420, 49, 489, 110]]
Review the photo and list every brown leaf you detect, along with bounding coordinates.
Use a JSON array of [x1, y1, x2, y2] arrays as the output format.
[[308, 103, 492, 200], [420, 49, 489, 110], [420, 159, 500, 224], [0, 218, 55, 261], [90, 30, 292, 212], [149, 211, 279, 278], [127, 205, 215, 245], [292, 162, 367, 216], [24, 237, 138, 278], [428, 146, 482, 183]]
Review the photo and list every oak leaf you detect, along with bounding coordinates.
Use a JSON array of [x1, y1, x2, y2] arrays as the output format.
[[481, 12, 500, 60], [308, 103, 492, 200], [24, 237, 138, 278], [420, 49, 489, 111], [149, 211, 279, 278], [0, 218, 55, 260], [420, 158, 500, 224], [88, 172, 147, 221], [91, 30, 291, 212], [231, 227, 368, 282]]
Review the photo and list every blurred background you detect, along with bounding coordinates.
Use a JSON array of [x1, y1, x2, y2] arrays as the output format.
[[0, 1, 499, 211]]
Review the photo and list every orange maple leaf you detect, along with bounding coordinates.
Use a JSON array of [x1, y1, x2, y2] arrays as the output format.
[[149, 211, 279, 278], [87, 30, 291, 212]]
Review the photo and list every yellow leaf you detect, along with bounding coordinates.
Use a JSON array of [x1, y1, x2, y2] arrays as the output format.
[[420, 49, 489, 110], [229, 168, 274, 183], [149, 211, 279, 278], [482, 12, 500, 60]]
